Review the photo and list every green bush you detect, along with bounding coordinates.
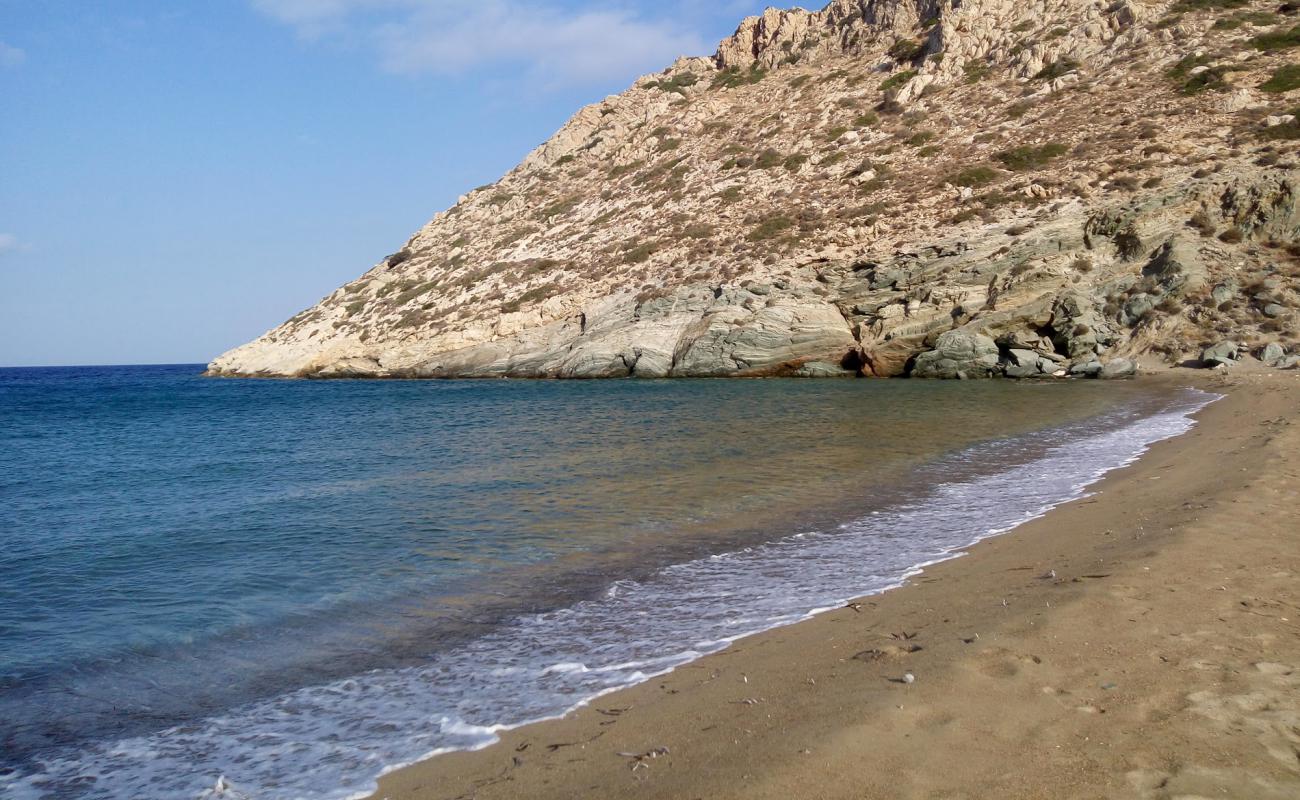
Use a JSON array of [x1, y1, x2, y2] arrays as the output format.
[[945, 166, 999, 187], [538, 195, 581, 219], [608, 160, 646, 178], [819, 151, 847, 168], [1033, 58, 1079, 81], [1260, 109, 1300, 141], [712, 64, 767, 89], [747, 215, 795, 241], [1171, 0, 1248, 10], [783, 153, 809, 172], [887, 39, 925, 61], [622, 240, 661, 264], [996, 142, 1068, 170], [393, 280, 438, 306], [1261, 65, 1300, 93], [754, 149, 784, 169], [715, 186, 744, 204], [648, 73, 700, 93], [880, 70, 917, 94], [853, 111, 880, 127], [1167, 53, 1231, 94], [963, 61, 991, 84]]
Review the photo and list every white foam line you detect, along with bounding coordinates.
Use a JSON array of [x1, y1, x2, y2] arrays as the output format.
[[359, 388, 1222, 791], [7, 389, 1221, 800]]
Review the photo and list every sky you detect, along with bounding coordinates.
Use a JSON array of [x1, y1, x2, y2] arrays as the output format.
[[0, 0, 774, 367]]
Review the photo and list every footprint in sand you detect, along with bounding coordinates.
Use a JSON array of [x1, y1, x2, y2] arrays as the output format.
[[1185, 661, 1300, 771], [974, 648, 1042, 680], [1128, 765, 1300, 800]]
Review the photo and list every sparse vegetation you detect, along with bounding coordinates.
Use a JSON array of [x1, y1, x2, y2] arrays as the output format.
[[880, 70, 917, 94], [1171, 0, 1248, 11], [1261, 65, 1300, 93], [621, 239, 661, 264], [712, 64, 767, 89], [648, 72, 700, 93], [747, 215, 795, 241], [1033, 58, 1079, 81], [945, 166, 999, 187], [538, 195, 582, 219], [887, 39, 925, 62], [963, 61, 991, 84], [754, 149, 785, 169], [1250, 24, 1300, 51], [996, 142, 1068, 170]]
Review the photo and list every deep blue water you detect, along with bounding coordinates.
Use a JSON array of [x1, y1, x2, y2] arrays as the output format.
[[0, 365, 1212, 799]]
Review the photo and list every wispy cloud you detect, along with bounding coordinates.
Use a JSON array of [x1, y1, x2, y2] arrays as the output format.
[[252, 0, 709, 86], [0, 41, 26, 68], [0, 233, 27, 255]]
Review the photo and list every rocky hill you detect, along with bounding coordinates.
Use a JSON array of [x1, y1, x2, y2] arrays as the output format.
[[208, 0, 1300, 379]]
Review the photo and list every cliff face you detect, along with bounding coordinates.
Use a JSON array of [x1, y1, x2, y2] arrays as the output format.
[[209, 0, 1300, 379]]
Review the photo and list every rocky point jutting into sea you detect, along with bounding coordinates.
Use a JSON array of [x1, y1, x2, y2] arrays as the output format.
[[208, 0, 1300, 380]]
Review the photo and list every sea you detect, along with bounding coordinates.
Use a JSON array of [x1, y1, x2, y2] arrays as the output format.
[[0, 364, 1216, 799]]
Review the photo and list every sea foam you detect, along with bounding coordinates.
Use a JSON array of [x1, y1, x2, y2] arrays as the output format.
[[1, 389, 1217, 800]]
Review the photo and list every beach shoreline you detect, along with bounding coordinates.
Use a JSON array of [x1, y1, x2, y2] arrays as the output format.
[[367, 366, 1300, 800]]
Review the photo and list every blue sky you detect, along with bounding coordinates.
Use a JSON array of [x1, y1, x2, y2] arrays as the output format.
[[0, 0, 772, 367]]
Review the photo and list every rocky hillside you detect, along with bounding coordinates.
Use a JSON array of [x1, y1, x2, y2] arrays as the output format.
[[208, 0, 1300, 379]]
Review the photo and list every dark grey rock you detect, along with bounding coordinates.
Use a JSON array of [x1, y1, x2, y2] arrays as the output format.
[[1122, 293, 1155, 325], [1069, 360, 1104, 377]]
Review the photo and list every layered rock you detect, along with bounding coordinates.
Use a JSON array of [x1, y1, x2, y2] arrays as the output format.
[[209, 0, 1300, 380]]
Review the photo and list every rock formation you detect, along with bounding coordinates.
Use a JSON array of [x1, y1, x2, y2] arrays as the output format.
[[208, 0, 1300, 379]]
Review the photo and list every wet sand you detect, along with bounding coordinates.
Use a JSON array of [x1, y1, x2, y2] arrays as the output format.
[[369, 367, 1300, 800]]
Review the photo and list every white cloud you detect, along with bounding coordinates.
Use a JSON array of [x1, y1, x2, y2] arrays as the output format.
[[0, 41, 26, 68], [0, 234, 25, 255], [252, 0, 709, 85]]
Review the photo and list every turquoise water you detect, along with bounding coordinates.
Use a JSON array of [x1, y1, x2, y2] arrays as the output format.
[[0, 366, 1212, 798]]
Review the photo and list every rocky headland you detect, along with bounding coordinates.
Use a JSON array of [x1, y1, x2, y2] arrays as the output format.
[[208, 0, 1300, 380]]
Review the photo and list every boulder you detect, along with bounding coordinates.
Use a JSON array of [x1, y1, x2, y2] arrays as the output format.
[[1069, 360, 1104, 378], [1211, 283, 1236, 305], [1121, 293, 1156, 326], [911, 330, 1001, 379], [1099, 358, 1138, 379], [1002, 348, 1056, 379], [1201, 340, 1241, 367], [1259, 342, 1287, 367]]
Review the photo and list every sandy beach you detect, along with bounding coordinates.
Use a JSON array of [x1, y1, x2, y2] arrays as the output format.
[[369, 367, 1300, 800]]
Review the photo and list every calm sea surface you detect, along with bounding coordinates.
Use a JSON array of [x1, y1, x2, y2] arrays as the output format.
[[0, 365, 1213, 799]]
